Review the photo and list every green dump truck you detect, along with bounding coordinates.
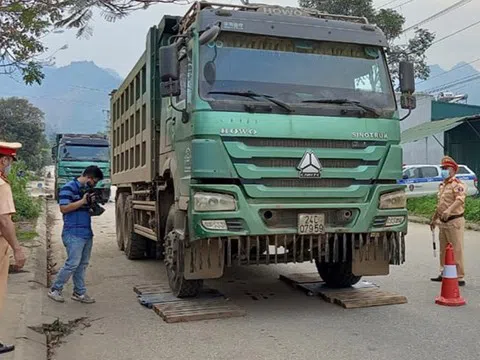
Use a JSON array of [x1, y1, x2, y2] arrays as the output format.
[[110, 1, 417, 297], [52, 133, 111, 202]]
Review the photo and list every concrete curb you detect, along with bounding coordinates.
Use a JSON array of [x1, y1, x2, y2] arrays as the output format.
[[408, 214, 480, 231], [13, 199, 48, 360]]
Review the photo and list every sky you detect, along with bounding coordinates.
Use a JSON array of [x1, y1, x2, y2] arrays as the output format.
[[43, 0, 480, 78]]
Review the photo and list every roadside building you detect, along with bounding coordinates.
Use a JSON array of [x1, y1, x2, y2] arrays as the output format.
[[398, 94, 480, 180]]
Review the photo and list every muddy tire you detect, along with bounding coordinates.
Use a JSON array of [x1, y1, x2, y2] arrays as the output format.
[[115, 193, 126, 251], [315, 260, 362, 288], [164, 205, 203, 298], [123, 195, 147, 260]]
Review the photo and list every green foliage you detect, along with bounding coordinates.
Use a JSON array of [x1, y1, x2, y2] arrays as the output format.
[[407, 196, 480, 223], [1, 1, 171, 85], [0, 97, 49, 172], [298, 0, 436, 82], [0, 1, 64, 85], [7, 161, 41, 221]]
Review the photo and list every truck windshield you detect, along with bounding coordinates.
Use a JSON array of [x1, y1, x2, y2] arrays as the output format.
[[199, 32, 395, 112], [60, 145, 109, 162]]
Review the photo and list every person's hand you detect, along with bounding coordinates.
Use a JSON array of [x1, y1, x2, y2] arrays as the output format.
[[441, 209, 451, 222], [82, 193, 89, 205], [13, 246, 26, 270], [430, 220, 436, 231]]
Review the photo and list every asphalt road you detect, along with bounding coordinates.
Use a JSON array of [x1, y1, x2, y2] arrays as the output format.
[[43, 202, 480, 360]]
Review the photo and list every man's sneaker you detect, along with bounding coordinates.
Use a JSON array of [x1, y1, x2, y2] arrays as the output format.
[[71, 293, 95, 304], [0, 342, 15, 354], [47, 289, 65, 303]]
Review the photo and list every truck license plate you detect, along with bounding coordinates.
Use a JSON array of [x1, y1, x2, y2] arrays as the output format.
[[298, 214, 325, 235]]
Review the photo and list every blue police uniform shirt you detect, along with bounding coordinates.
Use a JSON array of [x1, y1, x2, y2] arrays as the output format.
[[58, 178, 93, 239]]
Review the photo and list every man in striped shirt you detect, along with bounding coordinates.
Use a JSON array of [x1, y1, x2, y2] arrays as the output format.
[[48, 166, 104, 303]]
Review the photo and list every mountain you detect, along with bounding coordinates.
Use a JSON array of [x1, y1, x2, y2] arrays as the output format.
[[1, 59, 479, 136], [416, 62, 480, 105], [0, 61, 123, 136]]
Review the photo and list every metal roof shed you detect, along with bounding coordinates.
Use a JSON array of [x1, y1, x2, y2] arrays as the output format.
[[401, 115, 480, 179]]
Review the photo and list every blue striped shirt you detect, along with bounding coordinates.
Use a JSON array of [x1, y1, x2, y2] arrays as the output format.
[[58, 179, 93, 239]]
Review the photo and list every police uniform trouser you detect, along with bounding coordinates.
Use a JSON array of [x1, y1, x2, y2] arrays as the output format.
[[0, 237, 9, 313], [439, 217, 465, 280]]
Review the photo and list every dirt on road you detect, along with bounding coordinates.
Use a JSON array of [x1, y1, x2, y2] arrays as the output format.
[[41, 201, 480, 360]]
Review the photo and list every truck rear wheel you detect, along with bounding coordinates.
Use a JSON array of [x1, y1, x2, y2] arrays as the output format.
[[164, 205, 203, 298], [115, 193, 126, 251], [123, 195, 147, 259], [315, 260, 362, 288]]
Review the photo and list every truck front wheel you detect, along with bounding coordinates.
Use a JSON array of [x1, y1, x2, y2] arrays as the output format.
[[164, 205, 203, 298], [315, 260, 362, 288]]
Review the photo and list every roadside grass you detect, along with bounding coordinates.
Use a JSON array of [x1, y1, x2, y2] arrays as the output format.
[[407, 195, 480, 224], [7, 161, 42, 222], [17, 230, 38, 242]]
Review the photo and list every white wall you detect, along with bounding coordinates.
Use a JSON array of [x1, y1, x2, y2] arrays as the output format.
[[397, 93, 445, 165]]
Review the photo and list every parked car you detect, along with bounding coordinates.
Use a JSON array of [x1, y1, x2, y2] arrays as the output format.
[[399, 164, 479, 198]]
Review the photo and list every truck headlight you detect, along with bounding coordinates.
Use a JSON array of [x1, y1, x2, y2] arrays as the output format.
[[194, 192, 236, 212], [379, 190, 406, 209]]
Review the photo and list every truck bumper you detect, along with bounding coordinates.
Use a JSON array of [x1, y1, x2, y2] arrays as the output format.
[[189, 184, 408, 240]]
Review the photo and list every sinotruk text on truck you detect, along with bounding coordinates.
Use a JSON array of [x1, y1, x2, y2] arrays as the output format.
[[110, 1, 416, 297]]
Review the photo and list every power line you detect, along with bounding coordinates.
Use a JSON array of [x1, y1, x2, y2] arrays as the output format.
[[69, 85, 112, 92], [405, 18, 480, 56], [391, 0, 415, 10], [417, 57, 480, 86], [424, 73, 480, 93], [431, 19, 480, 46], [401, 0, 473, 33], [377, 0, 401, 9]]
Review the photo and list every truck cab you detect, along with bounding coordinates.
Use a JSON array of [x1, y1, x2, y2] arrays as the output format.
[[52, 134, 111, 202]]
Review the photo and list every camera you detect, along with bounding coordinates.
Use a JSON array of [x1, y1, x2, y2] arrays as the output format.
[[84, 188, 106, 217]]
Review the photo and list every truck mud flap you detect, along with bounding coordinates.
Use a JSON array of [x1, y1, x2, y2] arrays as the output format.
[[192, 232, 405, 269]]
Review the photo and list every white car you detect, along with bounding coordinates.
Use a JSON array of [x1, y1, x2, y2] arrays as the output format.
[[399, 164, 479, 198]]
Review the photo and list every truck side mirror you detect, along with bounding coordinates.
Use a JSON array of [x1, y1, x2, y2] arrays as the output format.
[[199, 25, 220, 45], [159, 44, 180, 98], [399, 61, 416, 111]]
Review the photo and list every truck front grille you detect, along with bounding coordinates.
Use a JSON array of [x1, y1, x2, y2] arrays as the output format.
[[239, 138, 380, 149], [246, 158, 375, 168], [253, 179, 355, 188]]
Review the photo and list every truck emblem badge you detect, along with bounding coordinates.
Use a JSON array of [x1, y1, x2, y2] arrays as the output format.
[[297, 150, 322, 178]]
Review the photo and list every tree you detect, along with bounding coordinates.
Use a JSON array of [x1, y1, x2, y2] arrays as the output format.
[[0, 1, 64, 84], [0, 97, 49, 171], [298, 0, 435, 82], [1, 1, 186, 85]]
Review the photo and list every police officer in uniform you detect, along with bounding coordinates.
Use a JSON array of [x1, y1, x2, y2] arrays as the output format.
[[0, 141, 26, 354], [430, 156, 466, 286]]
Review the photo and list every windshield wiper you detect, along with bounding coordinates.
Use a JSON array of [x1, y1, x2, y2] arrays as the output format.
[[208, 91, 294, 113], [301, 99, 380, 117]]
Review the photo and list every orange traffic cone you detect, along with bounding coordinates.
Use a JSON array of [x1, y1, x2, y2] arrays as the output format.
[[435, 243, 466, 306]]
